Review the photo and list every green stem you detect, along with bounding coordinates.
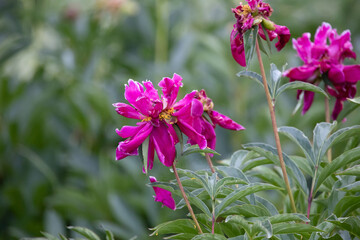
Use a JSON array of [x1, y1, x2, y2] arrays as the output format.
[[172, 163, 203, 234], [255, 39, 297, 213]]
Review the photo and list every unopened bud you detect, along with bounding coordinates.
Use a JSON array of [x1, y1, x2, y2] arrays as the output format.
[[262, 19, 275, 30]]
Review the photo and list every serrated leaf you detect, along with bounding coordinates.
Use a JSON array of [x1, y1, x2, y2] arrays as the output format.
[[243, 143, 308, 194], [191, 233, 227, 240], [272, 223, 322, 234], [244, 25, 259, 66], [236, 70, 263, 87], [215, 183, 281, 217], [278, 126, 315, 166], [275, 81, 329, 100], [67, 226, 101, 240], [150, 219, 199, 236], [314, 147, 360, 193]]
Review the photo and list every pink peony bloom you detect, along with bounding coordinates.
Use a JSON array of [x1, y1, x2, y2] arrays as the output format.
[[173, 89, 245, 153], [114, 74, 206, 171], [230, 0, 290, 67], [283, 22, 360, 120], [149, 176, 176, 210]]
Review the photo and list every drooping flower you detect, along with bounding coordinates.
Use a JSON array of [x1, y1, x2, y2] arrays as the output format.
[[283, 22, 360, 120], [230, 0, 290, 67], [149, 176, 176, 210], [173, 89, 245, 152], [114, 74, 206, 171]]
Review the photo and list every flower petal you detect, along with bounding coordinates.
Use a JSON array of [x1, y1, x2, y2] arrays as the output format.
[[328, 66, 345, 85], [151, 123, 176, 167], [343, 65, 360, 84], [230, 27, 246, 67], [149, 176, 176, 210], [314, 22, 331, 46], [158, 73, 183, 109], [332, 99, 343, 120], [113, 102, 142, 119], [292, 33, 313, 64], [209, 110, 245, 131], [283, 65, 319, 82], [177, 120, 207, 149], [274, 24, 291, 51], [302, 91, 315, 115]]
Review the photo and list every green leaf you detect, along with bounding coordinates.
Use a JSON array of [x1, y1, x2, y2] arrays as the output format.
[[278, 126, 315, 166], [348, 97, 360, 104], [334, 196, 360, 217], [255, 196, 279, 215], [337, 181, 360, 193], [220, 204, 271, 218], [336, 164, 360, 176], [257, 35, 269, 56], [275, 81, 329, 100], [191, 233, 227, 240], [105, 229, 115, 240], [173, 124, 184, 154], [328, 216, 360, 238], [176, 168, 210, 194], [269, 63, 282, 100], [337, 98, 360, 122], [244, 25, 259, 66], [320, 125, 360, 160], [40, 232, 59, 240], [229, 150, 252, 168], [290, 155, 314, 177], [250, 166, 286, 189], [313, 122, 337, 164], [215, 177, 248, 196], [243, 143, 308, 194], [142, 136, 150, 175], [164, 233, 197, 240], [241, 157, 272, 172], [225, 215, 251, 236], [268, 213, 309, 224], [236, 70, 263, 87], [182, 145, 220, 157], [150, 219, 199, 236], [58, 234, 67, 240], [67, 226, 101, 240], [215, 183, 281, 217], [272, 223, 322, 234], [260, 22, 272, 53], [216, 166, 250, 184], [314, 147, 360, 192]]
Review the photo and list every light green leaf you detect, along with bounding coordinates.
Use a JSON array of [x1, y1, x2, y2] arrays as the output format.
[[328, 216, 360, 238], [150, 219, 199, 236], [313, 122, 336, 164], [182, 145, 220, 157], [236, 70, 263, 87], [243, 143, 308, 194], [220, 204, 271, 218], [272, 223, 322, 234], [337, 181, 360, 193], [314, 147, 360, 193], [255, 196, 279, 215], [67, 226, 101, 240], [215, 177, 247, 196], [348, 97, 360, 104], [105, 230, 114, 240], [40, 232, 58, 240], [215, 183, 281, 217], [278, 126, 315, 166], [229, 150, 252, 168], [216, 166, 250, 184], [290, 155, 313, 177], [176, 168, 210, 194], [336, 164, 360, 177], [334, 196, 360, 217], [269, 63, 282, 99], [275, 81, 329, 100], [241, 157, 272, 172], [58, 234, 67, 240], [191, 233, 227, 240], [268, 213, 309, 224], [260, 22, 272, 53], [164, 233, 197, 240]]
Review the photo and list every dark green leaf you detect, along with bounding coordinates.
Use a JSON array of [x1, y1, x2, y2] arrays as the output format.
[[164, 233, 197, 240], [336, 164, 360, 176], [257, 35, 269, 56], [225, 215, 251, 236], [67, 226, 101, 240], [334, 196, 360, 217], [328, 216, 360, 238], [191, 233, 227, 240], [268, 213, 309, 224], [220, 204, 271, 218], [272, 223, 322, 234], [215, 177, 247, 196], [105, 230, 114, 240], [244, 25, 259, 66]]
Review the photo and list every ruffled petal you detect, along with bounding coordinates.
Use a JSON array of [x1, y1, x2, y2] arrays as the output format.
[[230, 27, 246, 67], [151, 123, 176, 167], [177, 120, 207, 149], [116, 122, 153, 160], [343, 65, 360, 84], [209, 110, 245, 131], [149, 176, 176, 210], [274, 24, 291, 51], [283, 65, 319, 82], [158, 73, 183, 109], [292, 33, 313, 64], [113, 102, 143, 119], [314, 22, 331, 46], [191, 98, 204, 117]]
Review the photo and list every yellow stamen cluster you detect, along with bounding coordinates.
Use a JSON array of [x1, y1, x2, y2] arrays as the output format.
[[242, 4, 252, 16], [142, 116, 152, 122], [159, 108, 174, 121]]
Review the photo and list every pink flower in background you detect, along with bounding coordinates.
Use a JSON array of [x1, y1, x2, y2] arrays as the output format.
[[114, 74, 206, 172], [284, 22, 360, 119], [149, 176, 176, 210], [174, 89, 245, 152], [230, 0, 290, 67]]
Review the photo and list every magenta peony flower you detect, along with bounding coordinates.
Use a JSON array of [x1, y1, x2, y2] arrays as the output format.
[[113, 74, 206, 171], [173, 89, 245, 152], [149, 176, 176, 210], [284, 22, 360, 120], [230, 0, 290, 67]]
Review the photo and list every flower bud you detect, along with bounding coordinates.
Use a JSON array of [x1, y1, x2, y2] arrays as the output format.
[[262, 19, 275, 30]]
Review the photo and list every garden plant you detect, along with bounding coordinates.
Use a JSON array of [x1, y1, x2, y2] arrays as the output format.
[[1, 0, 360, 239]]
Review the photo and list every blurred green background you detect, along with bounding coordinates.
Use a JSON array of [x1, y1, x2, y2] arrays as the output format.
[[0, 0, 359, 239]]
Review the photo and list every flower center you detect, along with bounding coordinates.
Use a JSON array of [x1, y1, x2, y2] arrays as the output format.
[[242, 5, 252, 16], [159, 108, 177, 124], [142, 116, 152, 122]]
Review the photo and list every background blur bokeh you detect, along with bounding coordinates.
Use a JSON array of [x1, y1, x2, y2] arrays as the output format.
[[0, 0, 359, 239]]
